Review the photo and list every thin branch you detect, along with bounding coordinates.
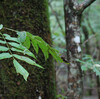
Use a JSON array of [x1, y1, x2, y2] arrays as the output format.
[[80, 0, 96, 12], [82, 34, 96, 46], [49, 2, 65, 35]]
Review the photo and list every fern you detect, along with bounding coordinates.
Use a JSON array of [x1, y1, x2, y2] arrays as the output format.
[[0, 24, 64, 81]]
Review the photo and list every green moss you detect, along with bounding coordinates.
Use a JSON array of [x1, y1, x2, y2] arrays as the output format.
[[0, 0, 56, 98]]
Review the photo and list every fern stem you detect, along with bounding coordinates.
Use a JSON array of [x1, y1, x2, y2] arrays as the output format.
[[3, 27, 18, 32]]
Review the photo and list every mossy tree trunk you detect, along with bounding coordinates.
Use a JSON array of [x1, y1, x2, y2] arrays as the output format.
[[64, 0, 96, 99], [0, 0, 56, 99]]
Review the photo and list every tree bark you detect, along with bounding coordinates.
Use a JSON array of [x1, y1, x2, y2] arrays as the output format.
[[0, 0, 56, 99], [64, 0, 96, 99]]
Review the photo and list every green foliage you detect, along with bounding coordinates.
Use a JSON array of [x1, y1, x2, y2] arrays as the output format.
[[57, 94, 67, 99], [13, 59, 29, 81], [0, 24, 64, 81], [0, 53, 12, 60], [77, 54, 100, 76]]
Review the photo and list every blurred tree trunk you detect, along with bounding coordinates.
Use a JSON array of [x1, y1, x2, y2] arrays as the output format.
[[0, 0, 56, 99], [64, 0, 96, 99]]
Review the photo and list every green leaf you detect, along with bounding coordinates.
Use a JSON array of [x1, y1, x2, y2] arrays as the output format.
[[38, 41, 49, 60], [31, 36, 49, 59], [27, 32, 39, 53], [3, 34, 19, 43], [27, 32, 64, 62], [49, 48, 63, 63], [22, 36, 30, 49], [13, 54, 43, 68], [11, 47, 24, 53], [17, 31, 26, 43], [11, 48, 36, 59], [93, 68, 100, 76], [31, 39, 39, 54], [24, 50, 36, 59], [0, 40, 6, 44], [0, 46, 9, 51], [81, 66, 87, 71], [8, 42, 25, 50], [0, 53, 12, 60], [0, 24, 3, 30], [13, 59, 29, 81], [3, 34, 10, 37]]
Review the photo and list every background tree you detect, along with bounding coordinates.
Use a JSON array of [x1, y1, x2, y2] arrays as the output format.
[[49, 0, 100, 98], [64, 0, 96, 99], [0, 0, 56, 99]]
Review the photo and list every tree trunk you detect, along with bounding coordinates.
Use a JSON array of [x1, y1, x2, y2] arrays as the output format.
[[64, 1, 83, 99], [64, 0, 96, 99], [0, 0, 56, 99]]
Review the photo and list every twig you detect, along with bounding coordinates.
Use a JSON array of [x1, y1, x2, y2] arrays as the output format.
[[79, 0, 96, 12], [49, 2, 65, 35]]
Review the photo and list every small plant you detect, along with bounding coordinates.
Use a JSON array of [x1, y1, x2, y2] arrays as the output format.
[[0, 24, 64, 81], [76, 54, 100, 76]]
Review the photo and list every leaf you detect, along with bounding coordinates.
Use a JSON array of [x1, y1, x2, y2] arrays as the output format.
[[17, 31, 26, 43], [0, 24, 3, 30], [27, 32, 39, 53], [0, 46, 9, 51], [93, 68, 100, 76], [11, 47, 24, 53], [31, 39, 39, 54], [13, 59, 29, 81], [22, 36, 30, 49], [31, 36, 49, 59], [11, 48, 36, 59], [49, 48, 63, 63], [8, 42, 25, 50], [0, 53, 12, 60], [3, 34, 19, 43], [13, 54, 43, 68], [0, 40, 6, 44], [81, 66, 87, 71], [38, 41, 49, 60], [24, 50, 36, 59], [27, 32, 64, 62]]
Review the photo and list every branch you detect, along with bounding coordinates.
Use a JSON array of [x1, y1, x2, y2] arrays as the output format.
[[49, 2, 65, 35], [80, 0, 96, 12]]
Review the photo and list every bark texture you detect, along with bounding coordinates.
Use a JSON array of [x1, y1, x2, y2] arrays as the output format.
[[64, 0, 96, 99], [0, 0, 56, 99], [64, 1, 83, 99]]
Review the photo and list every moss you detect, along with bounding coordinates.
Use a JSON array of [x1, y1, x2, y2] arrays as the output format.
[[0, 0, 56, 99]]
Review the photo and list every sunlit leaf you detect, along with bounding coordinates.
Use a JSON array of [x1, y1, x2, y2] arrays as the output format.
[[8, 42, 25, 50], [0, 40, 6, 44], [3, 34, 19, 42], [11, 48, 36, 59], [0, 53, 12, 60], [13, 59, 29, 81], [0, 46, 9, 51], [13, 54, 43, 68]]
